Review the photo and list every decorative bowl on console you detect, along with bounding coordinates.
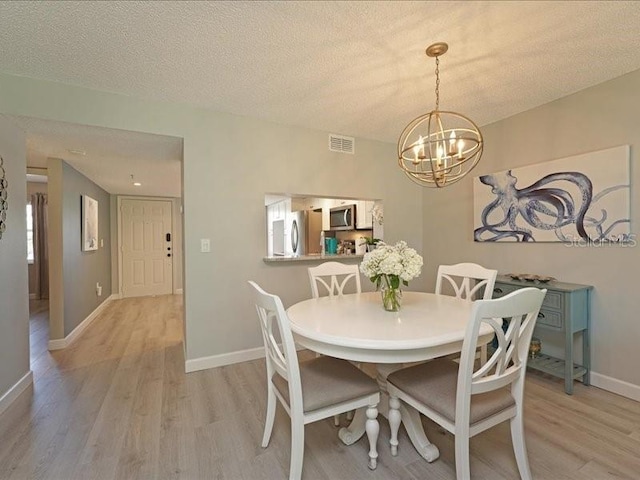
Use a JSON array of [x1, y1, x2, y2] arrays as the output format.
[[507, 273, 556, 283]]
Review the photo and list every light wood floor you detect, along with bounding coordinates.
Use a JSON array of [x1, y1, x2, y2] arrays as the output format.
[[2, 295, 639, 479]]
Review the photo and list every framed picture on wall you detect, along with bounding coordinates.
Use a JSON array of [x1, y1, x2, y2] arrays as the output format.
[[473, 145, 630, 243], [82, 195, 98, 251]]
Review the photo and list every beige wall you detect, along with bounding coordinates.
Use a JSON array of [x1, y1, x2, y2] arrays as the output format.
[[421, 69, 640, 393], [1, 66, 639, 397], [59, 160, 112, 337], [184, 112, 423, 361], [27, 181, 47, 196], [0, 114, 30, 403], [0, 73, 423, 367]]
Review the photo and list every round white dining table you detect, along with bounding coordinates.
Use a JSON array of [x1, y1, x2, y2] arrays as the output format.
[[286, 291, 495, 462]]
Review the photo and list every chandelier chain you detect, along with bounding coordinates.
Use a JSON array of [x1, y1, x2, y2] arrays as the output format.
[[434, 56, 440, 111]]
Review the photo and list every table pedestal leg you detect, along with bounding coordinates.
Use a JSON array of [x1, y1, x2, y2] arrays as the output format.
[[338, 407, 367, 445], [396, 403, 440, 462], [338, 363, 439, 462]]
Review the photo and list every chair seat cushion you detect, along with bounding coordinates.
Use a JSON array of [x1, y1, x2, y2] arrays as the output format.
[[273, 356, 379, 413], [387, 359, 515, 426]]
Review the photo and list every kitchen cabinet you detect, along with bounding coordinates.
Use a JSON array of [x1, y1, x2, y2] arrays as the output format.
[[492, 276, 592, 395], [267, 200, 285, 222], [320, 198, 346, 231], [266, 199, 290, 256], [331, 198, 353, 207], [305, 198, 322, 211], [355, 200, 373, 229], [290, 197, 307, 212]]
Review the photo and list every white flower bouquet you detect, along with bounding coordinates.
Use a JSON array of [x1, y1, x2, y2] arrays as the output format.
[[359, 241, 423, 311]]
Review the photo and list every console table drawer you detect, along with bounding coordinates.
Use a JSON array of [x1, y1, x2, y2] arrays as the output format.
[[542, 291, 563, 311], [495, 284, 563, 312], [537, 309, 563, 329]]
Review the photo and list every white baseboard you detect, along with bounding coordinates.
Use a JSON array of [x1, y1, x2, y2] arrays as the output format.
[[0, 371, 33, 416], [48, 294, 117, 350], [111, 292, 123, 300], [28, 293, 36, 300], [184, 344, 307, 373], [175, 288, 183, 295], [185, 346, 265, 373], [591, 372, 640, 402]]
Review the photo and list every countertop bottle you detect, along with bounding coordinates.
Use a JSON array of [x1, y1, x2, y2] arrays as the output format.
[[320, 231, 325, 255]]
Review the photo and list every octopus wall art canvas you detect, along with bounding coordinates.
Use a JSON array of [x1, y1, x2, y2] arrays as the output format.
[[473, 145, 630, 243]]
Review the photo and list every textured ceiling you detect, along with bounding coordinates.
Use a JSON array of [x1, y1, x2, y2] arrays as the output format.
[[2, 1, 640, 194], [10, 116, 183, 197]]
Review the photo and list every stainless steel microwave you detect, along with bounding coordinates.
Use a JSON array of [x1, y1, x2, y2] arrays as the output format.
[[329, 204, 355, 231]]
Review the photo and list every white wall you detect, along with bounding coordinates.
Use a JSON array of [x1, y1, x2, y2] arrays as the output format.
[[0, 73, 424, 368], [0, 114, 30, 409], [421, 69, 640, 397]]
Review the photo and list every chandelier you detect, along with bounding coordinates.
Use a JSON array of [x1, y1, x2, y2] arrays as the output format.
[[398, 42, 483, 188]]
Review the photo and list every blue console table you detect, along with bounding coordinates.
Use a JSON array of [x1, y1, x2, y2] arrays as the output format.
[[493, 275, 593, 395]]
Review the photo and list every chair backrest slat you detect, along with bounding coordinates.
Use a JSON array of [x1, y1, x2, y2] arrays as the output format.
[[456, 287, 546, 423], [435, 263, 498, 301], [249, 281, 304, 410], [260, 310, 288, 380], [308, 261, 361, 298]]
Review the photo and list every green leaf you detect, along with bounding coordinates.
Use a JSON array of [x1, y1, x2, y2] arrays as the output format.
[[390, 275, 400, 289], [402, 280, 409, 287]]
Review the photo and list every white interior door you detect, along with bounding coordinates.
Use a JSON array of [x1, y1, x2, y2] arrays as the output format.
[[121, 198, 173, 298]]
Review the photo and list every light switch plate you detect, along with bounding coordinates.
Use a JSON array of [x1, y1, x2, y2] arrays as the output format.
[[200, 238, 211, 253]]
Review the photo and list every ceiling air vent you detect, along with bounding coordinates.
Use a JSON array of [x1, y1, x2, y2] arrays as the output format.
[[329, 134, 355, 155]]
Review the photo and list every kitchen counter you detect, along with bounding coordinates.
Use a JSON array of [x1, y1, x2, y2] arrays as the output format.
[[263, 253, 365, 263]]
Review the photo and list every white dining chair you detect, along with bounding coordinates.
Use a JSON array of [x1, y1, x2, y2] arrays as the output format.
[[435, 263, 498, 363], [308, 261, 362, 297], [387, 287, 546, 480], [248, 281, 380, 480], [308, 261, 362, 425]]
